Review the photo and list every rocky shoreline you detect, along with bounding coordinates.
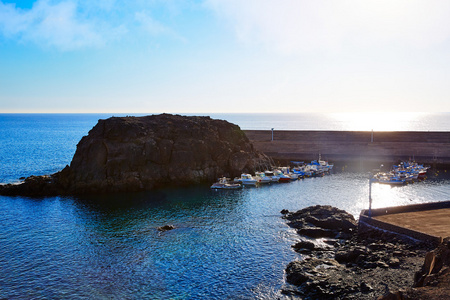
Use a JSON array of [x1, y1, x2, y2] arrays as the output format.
[[280, 205, 449, 299]]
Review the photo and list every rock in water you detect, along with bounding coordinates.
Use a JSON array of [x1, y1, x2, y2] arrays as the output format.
[[157, 225, 175, 232], [0, 114, 270, 196], [283, 205, 357, 239]]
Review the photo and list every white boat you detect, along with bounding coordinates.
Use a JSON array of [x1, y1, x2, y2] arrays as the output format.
[[394, 161, 429, 180], [280, 167, 299, 181], [273, 169, 291, 183], [234, 173, 259, 186], [264, 170, 280, 182], [210, 177, 242, 189], [255, 172, 272, 184], [373, 173, 406, 185], [318, 159, 334, 172]]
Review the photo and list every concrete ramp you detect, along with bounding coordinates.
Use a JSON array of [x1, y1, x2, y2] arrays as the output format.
[[359, 201, 450, 246]]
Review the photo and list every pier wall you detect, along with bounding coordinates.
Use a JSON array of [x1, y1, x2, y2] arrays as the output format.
[[245, 130, 450, 169]]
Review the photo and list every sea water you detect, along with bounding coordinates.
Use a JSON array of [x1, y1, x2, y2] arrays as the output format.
[[0, 113, 449, 299]]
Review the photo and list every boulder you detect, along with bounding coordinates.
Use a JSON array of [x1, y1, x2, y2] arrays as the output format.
[[283, 205, 357, 239], [414, 237, 450, 287], [157, 225, 175, 232], [285, 257, 342, 286]]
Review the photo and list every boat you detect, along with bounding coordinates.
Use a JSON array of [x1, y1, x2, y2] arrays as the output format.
[[210, 177, 242, 189], [234, 173, 259, 186], [280, 167, 299, 181], [273, 169, 291, 183], [264, 170, 280, 182], [292, 165, 311, 177], [255, 172, 272, 184], [373, 173, 406, 185]]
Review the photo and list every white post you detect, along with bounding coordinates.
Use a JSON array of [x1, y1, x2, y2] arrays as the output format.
[[369, 178, 372, 218], [271, 128, 274, 141], [369, 175, 373, 217], [371, 129, 374, 143]]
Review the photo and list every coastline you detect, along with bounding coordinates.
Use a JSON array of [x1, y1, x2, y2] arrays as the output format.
[[281, 205, 450, 299]]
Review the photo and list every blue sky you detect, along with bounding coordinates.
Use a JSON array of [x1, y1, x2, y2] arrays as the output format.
[[1, 0, 450, 113]]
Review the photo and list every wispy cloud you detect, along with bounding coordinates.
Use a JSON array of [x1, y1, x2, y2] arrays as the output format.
[[205, 0, 450, 54], [0, 0, 184, 51], [0, 0, 104, 51], [135, 11, 171, 36]]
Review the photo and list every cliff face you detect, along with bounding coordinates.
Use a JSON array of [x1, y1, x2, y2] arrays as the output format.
[[1, 114, 270, 195]]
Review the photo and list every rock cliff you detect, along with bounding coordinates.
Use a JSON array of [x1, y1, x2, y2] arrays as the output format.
[[0, 114, 270, 196]]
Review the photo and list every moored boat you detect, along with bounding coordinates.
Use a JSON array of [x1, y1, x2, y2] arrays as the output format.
[[234, 173, 259, 186], [255, 172, 272, 184], [373, 172, 406, 185], [273, 169, 291, 183], [211, 177, 243, 189], [264, 171, 280, 182]]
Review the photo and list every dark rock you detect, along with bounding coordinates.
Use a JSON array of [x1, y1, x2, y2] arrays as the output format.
[[280, 209, 290, 215], [292, 240, 316, 251], [0, 114, 270, 196], [393, 250, 405, 257], [283, 205, 440, 299], [388, 257, 401, 268], [335, 246, 367, 264], [376, 261, 390, 269], [377, 290, 405, 300], [298, 227, 336, 238], [286, 257, 342, 286], [414, 237, 450, 287], [284, 205, 357, 238], [157, 225, 175, 232], [360, 281, 373, 293]]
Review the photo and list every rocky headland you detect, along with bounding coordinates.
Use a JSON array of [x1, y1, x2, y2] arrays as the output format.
[[281, 205, 449, 299], [0, 114, 270, 196]]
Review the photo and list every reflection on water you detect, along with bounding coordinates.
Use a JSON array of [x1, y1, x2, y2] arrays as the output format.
[[0, 173, 449, 299], [329, 112, 436, 131]]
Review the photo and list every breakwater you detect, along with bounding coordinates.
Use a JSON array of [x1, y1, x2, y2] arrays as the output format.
[[245, 130, 450, 169]]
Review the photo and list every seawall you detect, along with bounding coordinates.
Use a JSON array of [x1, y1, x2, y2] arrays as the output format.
[[245, 130, 450, 169]]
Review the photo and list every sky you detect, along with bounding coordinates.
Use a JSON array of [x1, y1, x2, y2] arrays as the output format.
[[0, 0, 450, 113]]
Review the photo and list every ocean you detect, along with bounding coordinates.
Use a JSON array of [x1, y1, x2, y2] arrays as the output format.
[[0, 113, 449, 299]]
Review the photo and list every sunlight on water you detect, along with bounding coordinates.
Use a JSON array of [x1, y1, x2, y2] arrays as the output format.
[[0, 114, 449, 299], [1, 173, 449, 299], [329, 112, 430, 131]]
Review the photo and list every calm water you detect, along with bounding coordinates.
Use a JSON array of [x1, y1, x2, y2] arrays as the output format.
[[0, 114, 449, 299]]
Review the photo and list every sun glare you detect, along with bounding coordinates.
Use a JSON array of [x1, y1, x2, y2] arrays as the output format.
[[329, 112, 429, 131]]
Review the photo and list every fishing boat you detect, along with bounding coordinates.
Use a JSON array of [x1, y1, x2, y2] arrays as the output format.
[[255, 172, 272, 184], [280, 167, 299, 181], [273, 169, 291, 183], [264, 170, 280, 182], [373, 173, 406, 185], [210, 177, 242, 189], [234, 173, 259, 186]]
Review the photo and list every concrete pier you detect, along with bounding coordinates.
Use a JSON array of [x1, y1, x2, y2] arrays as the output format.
[[359, 201, 450, 246], [245, 130, 450, 167]]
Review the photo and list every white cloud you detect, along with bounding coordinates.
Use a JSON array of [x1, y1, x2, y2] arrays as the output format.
[[0, 0, 103, 50], [0, 0, 186, 50], [205, 0, 450, 54], [135, 11, 170, 36]]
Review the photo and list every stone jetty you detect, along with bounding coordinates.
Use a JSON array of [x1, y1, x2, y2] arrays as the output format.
[[245, 130, 450, 168]]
